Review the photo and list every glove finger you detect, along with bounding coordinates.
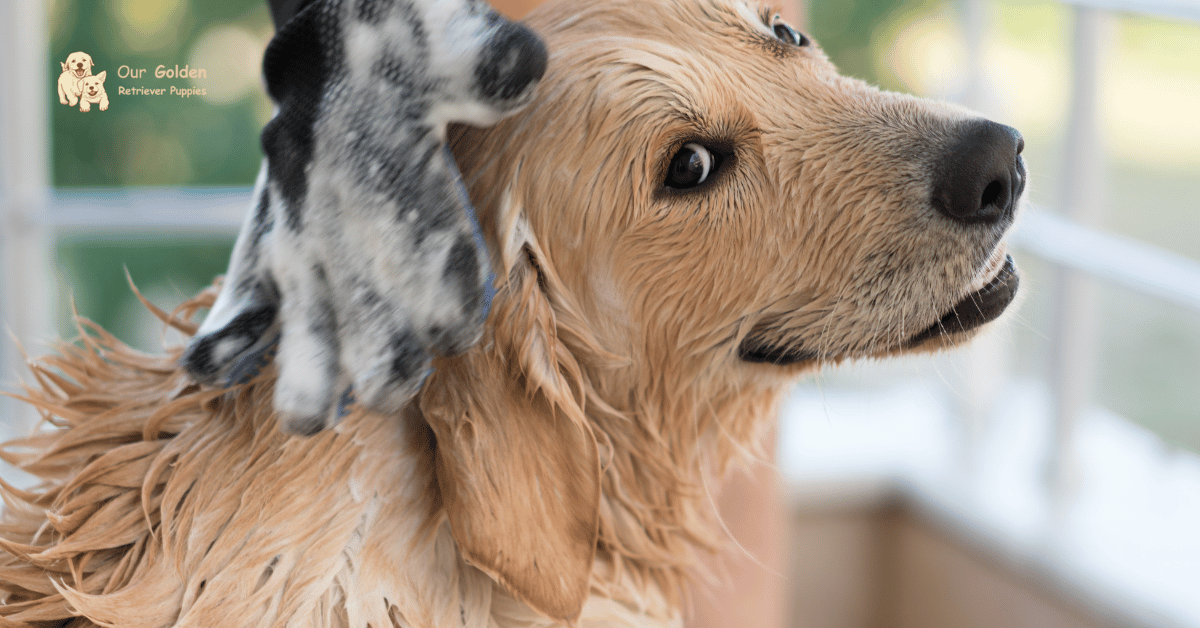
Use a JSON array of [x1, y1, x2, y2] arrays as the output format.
[[184, 173, 279, 385], [183, 281, 279, 386], [225, 330, 281, 386], [272, 264, 341, 436]]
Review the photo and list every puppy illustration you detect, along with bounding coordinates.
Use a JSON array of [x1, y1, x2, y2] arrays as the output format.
[[57, 51, 94, 107], [77, 71, 108, 112]]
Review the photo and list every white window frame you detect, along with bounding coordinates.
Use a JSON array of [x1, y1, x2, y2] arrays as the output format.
[[1, 0, 53, 437]]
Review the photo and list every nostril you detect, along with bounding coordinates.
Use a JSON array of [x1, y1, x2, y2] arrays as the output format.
[[980, 179, 1004, 210]]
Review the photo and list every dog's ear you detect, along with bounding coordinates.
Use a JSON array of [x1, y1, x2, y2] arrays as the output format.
[[60, 61, 67, 72], [420, 231, 600, 624], [95, 70, 106, 83]]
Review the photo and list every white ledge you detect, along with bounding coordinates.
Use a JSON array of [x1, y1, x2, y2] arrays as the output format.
[[48, 187, 251, 232], [779, 380, 1200, 628]]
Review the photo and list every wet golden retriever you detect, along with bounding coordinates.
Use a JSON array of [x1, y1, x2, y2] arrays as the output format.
[[0, 0, 1023, 625]]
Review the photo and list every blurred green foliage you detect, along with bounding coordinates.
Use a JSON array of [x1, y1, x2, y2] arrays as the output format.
[[50, 0, 267, 344], [810, 0, 922, 89], [56, 236, 235, 347]]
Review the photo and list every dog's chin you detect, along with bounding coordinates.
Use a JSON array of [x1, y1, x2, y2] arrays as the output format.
[[905, 253, 1018, 347], [737, 253, 1020, 367]]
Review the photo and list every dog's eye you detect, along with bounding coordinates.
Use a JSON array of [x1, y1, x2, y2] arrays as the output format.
[[771, 16, 808, 47], [665, 143, 715, 189]]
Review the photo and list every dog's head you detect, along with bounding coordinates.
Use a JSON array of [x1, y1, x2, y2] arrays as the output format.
[[79, 71, 106, 98], [63, 51, 94, 79], [425, 0, 1024, 622], [462, 0, 1023, 372]]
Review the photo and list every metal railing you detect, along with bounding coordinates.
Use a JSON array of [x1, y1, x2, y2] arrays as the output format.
[[1063, 0, 1200, 22], [971, 0, 1199, 494], [1014, 210, 1200, 314]]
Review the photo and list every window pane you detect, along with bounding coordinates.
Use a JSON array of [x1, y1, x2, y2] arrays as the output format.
[[48, 0, 263, 349], [55, 235, 234, 351]]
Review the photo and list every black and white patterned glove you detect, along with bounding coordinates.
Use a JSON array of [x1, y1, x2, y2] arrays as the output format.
[[182, 0, 546, 435]]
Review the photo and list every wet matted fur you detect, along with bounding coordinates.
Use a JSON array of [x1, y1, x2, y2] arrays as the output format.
[[0, 0, 1024, 625]]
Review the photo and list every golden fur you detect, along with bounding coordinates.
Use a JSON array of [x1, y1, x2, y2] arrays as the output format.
[[0, 0, 1018, 625]]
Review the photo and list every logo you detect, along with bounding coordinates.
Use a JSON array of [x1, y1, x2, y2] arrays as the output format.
[[57, 51, 109, 112]]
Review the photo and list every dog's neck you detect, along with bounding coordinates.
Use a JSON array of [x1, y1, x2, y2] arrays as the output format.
[[561, 340, 790, 599]]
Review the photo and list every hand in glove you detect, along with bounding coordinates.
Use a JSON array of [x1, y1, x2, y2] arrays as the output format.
[[182, 0, 546, 435]]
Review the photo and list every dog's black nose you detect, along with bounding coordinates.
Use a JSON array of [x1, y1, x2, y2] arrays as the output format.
[[475, 22, 547, 104], [932, 120, 1024, 224]]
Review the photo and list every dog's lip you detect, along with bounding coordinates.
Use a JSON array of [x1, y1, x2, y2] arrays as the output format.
[[737, 251, 1019, 366], [737, 339, 817, 365], [907, 253, 1019, 345], [73, 68, 87, 77]]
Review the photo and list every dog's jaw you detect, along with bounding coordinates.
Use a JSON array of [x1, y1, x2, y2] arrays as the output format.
[[737, 243, 1021, 366], [907, 252, 1019, 346]]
